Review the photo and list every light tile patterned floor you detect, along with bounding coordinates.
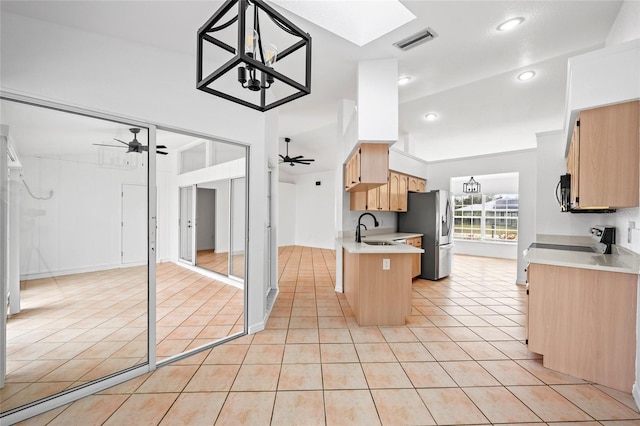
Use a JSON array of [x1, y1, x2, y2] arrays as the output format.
[[3, 262, 243, 413], [16, 246, 640, 425]]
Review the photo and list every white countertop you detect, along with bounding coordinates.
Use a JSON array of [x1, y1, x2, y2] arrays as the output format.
[[338, 232, 424, 254], [524, 235, 640, 275]]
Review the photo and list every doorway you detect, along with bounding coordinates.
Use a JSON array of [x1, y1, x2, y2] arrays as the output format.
[[179, 185, 194, 264]]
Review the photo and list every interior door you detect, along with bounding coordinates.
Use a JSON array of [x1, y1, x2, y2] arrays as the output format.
[[122, 184, 147, 264], [179, 185, 195, 264]]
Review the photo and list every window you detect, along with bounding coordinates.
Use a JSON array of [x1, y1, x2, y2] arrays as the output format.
[[453, 194, 518, 242]]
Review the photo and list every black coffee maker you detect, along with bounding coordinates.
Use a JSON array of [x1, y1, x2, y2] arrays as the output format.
[[591, 226, 616, 254]]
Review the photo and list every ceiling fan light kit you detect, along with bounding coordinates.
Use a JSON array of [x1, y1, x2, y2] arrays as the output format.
[[196, 0, 312, 112]]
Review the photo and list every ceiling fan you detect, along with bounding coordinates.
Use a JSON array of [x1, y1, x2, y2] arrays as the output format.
[[93, 127, 168, 155], [279, 137, 314, 166]]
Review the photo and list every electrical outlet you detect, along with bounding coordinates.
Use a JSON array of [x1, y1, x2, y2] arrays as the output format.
[[382, 258, 390, 270], [629, 221, 636, 244]]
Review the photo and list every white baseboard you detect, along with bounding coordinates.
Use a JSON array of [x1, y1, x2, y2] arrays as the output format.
[[20, 262, 142, 281], [248, 320, 265, 334], [633, 383, 640, 411], [174, 262, 244, 290]]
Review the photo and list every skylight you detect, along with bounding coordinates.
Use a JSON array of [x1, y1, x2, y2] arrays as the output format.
[[271, 0, 416, 47]]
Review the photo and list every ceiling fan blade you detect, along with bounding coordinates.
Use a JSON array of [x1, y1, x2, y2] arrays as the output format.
[[157, 151, 169, 155], [93, 143, 125, 148], [294, 161, 313, 165], [156, 145, 167, 149], [113, 138, 130, 146], [295, 158, 315, 162], [291, 155, 304, 160], [279, 154, 286, 160]]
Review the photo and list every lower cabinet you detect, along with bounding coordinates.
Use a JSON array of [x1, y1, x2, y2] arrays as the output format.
[[343, 249, 412, 326], [406, 236, 422, 278], [527, 263, 637, 392]]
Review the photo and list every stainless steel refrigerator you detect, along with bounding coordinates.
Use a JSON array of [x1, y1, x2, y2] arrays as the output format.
[[398, 190, 453, 280]]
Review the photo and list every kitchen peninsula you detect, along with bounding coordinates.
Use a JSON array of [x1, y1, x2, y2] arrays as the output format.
[[338, 233, 423, 326]]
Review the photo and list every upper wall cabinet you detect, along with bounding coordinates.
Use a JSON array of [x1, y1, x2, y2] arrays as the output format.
[[567, 100, 639, 210], [564, 39, 640, 149], [344, 143, 389, 192], [407, 176, 427, 193], [389, 171, 408, 212]]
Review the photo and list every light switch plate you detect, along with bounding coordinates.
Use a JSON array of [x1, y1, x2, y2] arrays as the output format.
[[382, 258, 390, 270]]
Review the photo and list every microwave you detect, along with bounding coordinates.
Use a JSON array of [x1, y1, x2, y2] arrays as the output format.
[[557, 174, 616, 213]]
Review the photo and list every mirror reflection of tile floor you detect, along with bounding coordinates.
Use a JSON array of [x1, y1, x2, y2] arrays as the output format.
[[16, 248, 640, 425], [3, 262, 243, 414]]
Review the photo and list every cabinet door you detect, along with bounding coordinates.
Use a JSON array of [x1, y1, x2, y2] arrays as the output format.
[[408, 237, 422, 277], [378, 182, 390, 211], [389, 172, 400, 211], [567, 122, 579, 208], [408, 177, 426, 193], [344, 161, 352, 191], [367, 186, 379, 211], [398, 174, 408, 211], [350, 191, 367, 211], [578, 101, 639, 208], [389, 172, 408, 212]]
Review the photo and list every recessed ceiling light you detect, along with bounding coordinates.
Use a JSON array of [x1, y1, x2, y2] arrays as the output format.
[[517, 70, 536, 81], [424, 113, 438, 121], [398, 76, 412, 85], [497, 17, 524, 31]]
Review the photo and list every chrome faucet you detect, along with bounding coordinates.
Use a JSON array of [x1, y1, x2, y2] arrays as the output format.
[[356, 212, 379, 243]]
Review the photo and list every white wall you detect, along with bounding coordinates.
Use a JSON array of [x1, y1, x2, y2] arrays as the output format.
[[427, 150, 537, 285], [278, 182, 296, 246], [1, 11, 270, 333], [20, 155, 146, 279], [294, 170, 336, 249], [606, 0, 640, 47]]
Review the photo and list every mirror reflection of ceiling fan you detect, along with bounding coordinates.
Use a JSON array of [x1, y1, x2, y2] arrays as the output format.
[[279, 137, 314, 166], [93, 127, 168, 155]]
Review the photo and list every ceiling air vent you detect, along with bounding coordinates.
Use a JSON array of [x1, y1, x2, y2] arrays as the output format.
[[393, 27, 438, 51]]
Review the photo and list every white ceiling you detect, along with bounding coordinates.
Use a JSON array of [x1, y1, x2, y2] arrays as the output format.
[[1, 0, 624, 175]]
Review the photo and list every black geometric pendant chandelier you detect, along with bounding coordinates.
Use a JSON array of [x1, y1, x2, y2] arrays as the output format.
[[197, 0, 312, 112], [463, 176, 481, 193]]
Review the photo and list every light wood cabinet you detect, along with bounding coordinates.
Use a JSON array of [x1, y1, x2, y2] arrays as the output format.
[[344, 143, 389, 192], [406, 236, 422, 277], [367, 181, 390, 211], [344, 149, 361, 191], [408, 176, 427, 192], [567, 124, 580, 207], [527, 263, 637, 392], [343, 249, 412, 326], [350, 170, 412, 211], [389, 172, 408, 212], [567, 100, 639, 209]]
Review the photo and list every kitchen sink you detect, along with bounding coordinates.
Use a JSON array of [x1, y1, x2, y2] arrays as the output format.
[[363, 240, 396, 246]]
